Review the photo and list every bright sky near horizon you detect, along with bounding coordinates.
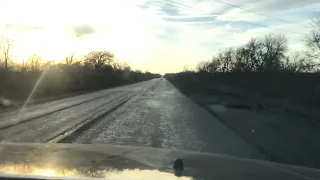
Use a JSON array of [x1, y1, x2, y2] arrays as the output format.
[[0, 0, 319, 74]]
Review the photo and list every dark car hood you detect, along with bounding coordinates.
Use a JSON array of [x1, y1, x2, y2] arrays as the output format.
[[0, 143, 319, 180]]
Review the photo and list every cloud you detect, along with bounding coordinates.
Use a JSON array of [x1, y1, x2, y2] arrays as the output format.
[[253, 0, 319, 12], [1, 0, 320, 73], [71, 24, 97, 36], [216, 0, 320, 23], [5, 24, 44, 31], [162, 15, 217, 23]]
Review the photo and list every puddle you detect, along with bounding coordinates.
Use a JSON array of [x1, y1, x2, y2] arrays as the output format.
[[209, 104, 227, 113], [226, 104, 252, 111], [208, 101, 252, 112]]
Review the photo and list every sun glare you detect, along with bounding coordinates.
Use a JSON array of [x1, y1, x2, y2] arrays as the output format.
[[41, 169, 55, 177]]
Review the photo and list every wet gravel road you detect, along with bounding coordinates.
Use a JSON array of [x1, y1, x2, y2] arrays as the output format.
[[0, 78, 264, 160]]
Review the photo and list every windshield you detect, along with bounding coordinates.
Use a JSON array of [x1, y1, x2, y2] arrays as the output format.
[[0, 0, 320, 179]]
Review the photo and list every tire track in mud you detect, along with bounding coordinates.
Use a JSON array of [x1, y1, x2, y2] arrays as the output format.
[[0, 92, 133, 142], [66, 79, 185, 149], [0, 92, 119, 131], [51, 93, 134, 143], [0, 80, 158, 143]]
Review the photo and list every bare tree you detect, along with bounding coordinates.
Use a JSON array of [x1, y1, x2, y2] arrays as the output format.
[[261, 33, 288, 71], [197, 58, 221, 73], [282, 53, 319, 73], [231, 39, 263, 72], [244, 38, 264, 71], [65, 53, 75, 67], [83, 51, 114, 69], [197, 61, 212, 72], [26, 55, 44, 71], [216, 49, 234, 72], [233, 47, 249, 72], [306, 15, 320, 59], [0, 37, 14, 69]]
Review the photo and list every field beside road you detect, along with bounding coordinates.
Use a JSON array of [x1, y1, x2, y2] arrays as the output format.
[[165, 72, 320, 169]]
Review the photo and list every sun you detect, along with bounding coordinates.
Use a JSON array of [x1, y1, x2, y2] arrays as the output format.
[[41, 169, 55, 177], [13, 42, 71, 64]]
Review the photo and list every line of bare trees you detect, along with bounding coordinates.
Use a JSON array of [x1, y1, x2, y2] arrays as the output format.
[[164, 17, 320, 109], [197, 33, 319, 73], [197, 17, 320, 73], [0, 47, 160, 101]]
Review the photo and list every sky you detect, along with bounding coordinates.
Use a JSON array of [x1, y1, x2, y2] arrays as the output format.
[[0, 0, 319, 74]]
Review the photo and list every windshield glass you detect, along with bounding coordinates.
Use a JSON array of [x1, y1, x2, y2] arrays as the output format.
[[0, 0, 320, 179]]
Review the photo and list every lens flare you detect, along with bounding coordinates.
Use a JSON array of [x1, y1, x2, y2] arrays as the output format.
[[41, 169, 55, 177], [19, 70, 48, 114]]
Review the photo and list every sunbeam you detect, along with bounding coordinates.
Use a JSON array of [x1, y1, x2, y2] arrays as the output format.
[[19, 70, 48, 115]]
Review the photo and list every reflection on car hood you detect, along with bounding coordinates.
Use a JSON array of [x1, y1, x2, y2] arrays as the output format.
[[0, 143, 319, 180]]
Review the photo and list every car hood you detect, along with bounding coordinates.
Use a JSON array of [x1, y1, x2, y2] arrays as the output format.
[[0, 143, 319, 180]]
